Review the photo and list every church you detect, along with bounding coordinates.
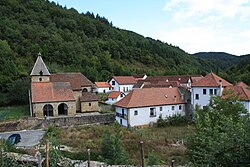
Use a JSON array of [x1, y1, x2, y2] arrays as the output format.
[[29, 54, 99, 118]]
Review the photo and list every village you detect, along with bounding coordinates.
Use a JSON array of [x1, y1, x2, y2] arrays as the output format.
[[30, 54, 250, 127]]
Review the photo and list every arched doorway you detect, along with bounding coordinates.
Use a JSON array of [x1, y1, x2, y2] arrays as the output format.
[[58, 103, 68, 115], [82, 88, 88, 92], [43, 104, 53, 116]]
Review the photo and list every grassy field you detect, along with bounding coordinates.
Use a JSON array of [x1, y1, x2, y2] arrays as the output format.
[[0, 105, 30, 121], [55, 124, 190, 165]]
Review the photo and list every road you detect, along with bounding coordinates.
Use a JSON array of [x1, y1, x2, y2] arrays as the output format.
[[0, 129, 45, 148]]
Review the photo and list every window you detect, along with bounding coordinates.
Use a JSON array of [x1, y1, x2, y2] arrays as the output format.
[[103, 90, 106, 93], [179, 105, 182, 110], [120, 94, 123, 98], [214, 89, 217, 95], [112, 81, 115, 85], [126, 87, 128, 91], [123, 87, 125, 92], [82, 88, 88, 92], [150, 108, 156, 117], [209, 89, 213, 95], [134, 110, 138, 115], [89, 103, 91, 106], [203, 89, 206, 95], [172, 106, 175, 110], [120, 118, 122, 125], [109, 87, 111, 90], [122, 109, 124, 115], [39, 77, 42, 81], [160, 107, 162, 111], [195, 94, 199, 100]]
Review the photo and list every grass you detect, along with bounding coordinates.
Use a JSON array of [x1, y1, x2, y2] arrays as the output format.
[[0, 105, 30, 122], [55, 124, 190, 165]]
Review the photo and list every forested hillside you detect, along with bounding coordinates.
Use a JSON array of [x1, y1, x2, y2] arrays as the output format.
[[0, 0, 215, 105], [222, 55, 250, 85], [193, 52, 249, 70]]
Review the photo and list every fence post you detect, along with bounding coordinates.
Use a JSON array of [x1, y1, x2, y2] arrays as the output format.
[[46, 140, 49, 167], [140, 141, 144, 167], [37, 151, 42, 167], [87, 148, 90, 167]]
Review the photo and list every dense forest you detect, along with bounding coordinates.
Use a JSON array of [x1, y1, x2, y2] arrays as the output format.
[[193, 52, 249, 70], [0, 0, 248, 106]]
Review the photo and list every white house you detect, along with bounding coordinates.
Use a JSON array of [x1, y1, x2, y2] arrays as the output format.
[[106, 91, 125, 104], [95, 82, 112, 93], [114, 88, 186, 127], [222, 82, 250, 113], [109, 76, 137, 94], [191, 73, 232, 109]]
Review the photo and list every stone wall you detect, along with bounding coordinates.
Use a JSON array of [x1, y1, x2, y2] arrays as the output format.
[[81, 101, 100, 112], [32, 101, 76, 117], [31, 76, 50, 82], [39, 113, 115, 127]]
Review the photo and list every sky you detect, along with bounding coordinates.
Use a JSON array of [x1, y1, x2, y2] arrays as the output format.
[[51, 0, 250, 56]]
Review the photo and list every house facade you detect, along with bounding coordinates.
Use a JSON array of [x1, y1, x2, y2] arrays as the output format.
[[191, 73, 232, 109], [114, 88, 186, 127], [106, 91, 125, 104], [95, 82, 112, 93], [109, 76, 137, 93], [30, 54, 99, 118]]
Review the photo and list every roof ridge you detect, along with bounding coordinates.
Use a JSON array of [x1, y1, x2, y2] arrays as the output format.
[[241, 86, 250, 100]]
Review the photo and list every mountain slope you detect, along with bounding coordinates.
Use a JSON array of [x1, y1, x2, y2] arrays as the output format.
[[193, 52, 248, 70], [0, 0, 213, 105]]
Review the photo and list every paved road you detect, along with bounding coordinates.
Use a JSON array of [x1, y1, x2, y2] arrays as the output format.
[[0, 129, 45, 148]]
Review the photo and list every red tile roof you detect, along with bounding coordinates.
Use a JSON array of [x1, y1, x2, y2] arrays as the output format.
[[80, 92, 98, 102], [223, 85, 250, 100], [192, 73, 232, 87], [112, 76, 137, 85], [95, 82, 111, 88], [114, 88, 185, 108], [50, 73, 93, 90], [145, 75, 201, 84], [108, 91, 122, 98], [236, 82, 249, 89], [31, 82, 75, 103]]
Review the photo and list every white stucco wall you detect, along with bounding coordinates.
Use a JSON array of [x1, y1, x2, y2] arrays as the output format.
[[96, 87, 111, 93], [109, 78, 134, 93], [242, 101, 250, 113], [106, 94, 124, 104], [116, 104, 185, 127], [191, 86, 221, 109], [115, 107, 128, 126]]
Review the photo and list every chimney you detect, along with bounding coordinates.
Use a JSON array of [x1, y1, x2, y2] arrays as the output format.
[[174, 96, 177, 102], [181, 94, 184, 100], [219, 80, 223, 96]]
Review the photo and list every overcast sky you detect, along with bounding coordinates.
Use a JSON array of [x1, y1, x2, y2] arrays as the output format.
[[51, 0, 250, 56]]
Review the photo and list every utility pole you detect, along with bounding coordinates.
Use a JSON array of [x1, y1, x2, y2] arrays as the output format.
[[87, 149, 90, 167], [140, 141, 145, 167], [46, 140, 49, 167]]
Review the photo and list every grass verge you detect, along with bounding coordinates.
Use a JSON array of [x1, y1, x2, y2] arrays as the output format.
[[0, 105, 30, 121]]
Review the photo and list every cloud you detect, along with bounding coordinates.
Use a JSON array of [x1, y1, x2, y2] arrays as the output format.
[[156, 26, 249, 55], [164, 0, 250, 22]]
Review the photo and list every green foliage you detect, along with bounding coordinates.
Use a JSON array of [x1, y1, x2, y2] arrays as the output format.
[[0, 0, 217, 105], [0, 105, 29, 121], [187, 96, 250, 166], [156, 114, 190, 127], [147, 151, 164, 166], [100, 123, 129, 165]]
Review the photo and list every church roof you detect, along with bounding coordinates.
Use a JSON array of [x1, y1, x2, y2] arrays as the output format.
[[31, 82, 75, 103], [30, 55, 50, 76]]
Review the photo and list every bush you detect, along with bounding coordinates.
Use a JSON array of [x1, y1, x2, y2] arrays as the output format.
[[156, 114, 190, 127]]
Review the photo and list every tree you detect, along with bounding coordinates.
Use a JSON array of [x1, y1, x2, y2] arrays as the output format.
[[100, 123, 128, 165], [187, 96, 250, 166]]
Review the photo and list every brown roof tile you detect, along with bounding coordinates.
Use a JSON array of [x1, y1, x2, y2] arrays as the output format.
[[192, 73, 232, 87], [145, 75, 201, 83], [112, 76, 137, 85], [31, 82, 75, 103], [114, 88, 185, 108], [95, 82, 111, 88], [236, 82, 249, 89], [223, 85, 250, 100], [50, 73, 93, 90], [80, 92, 98, 102], [108, 91, 122, 98]]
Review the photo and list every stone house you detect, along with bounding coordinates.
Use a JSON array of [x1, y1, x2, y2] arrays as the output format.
[[30, 54, 99, 118]]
